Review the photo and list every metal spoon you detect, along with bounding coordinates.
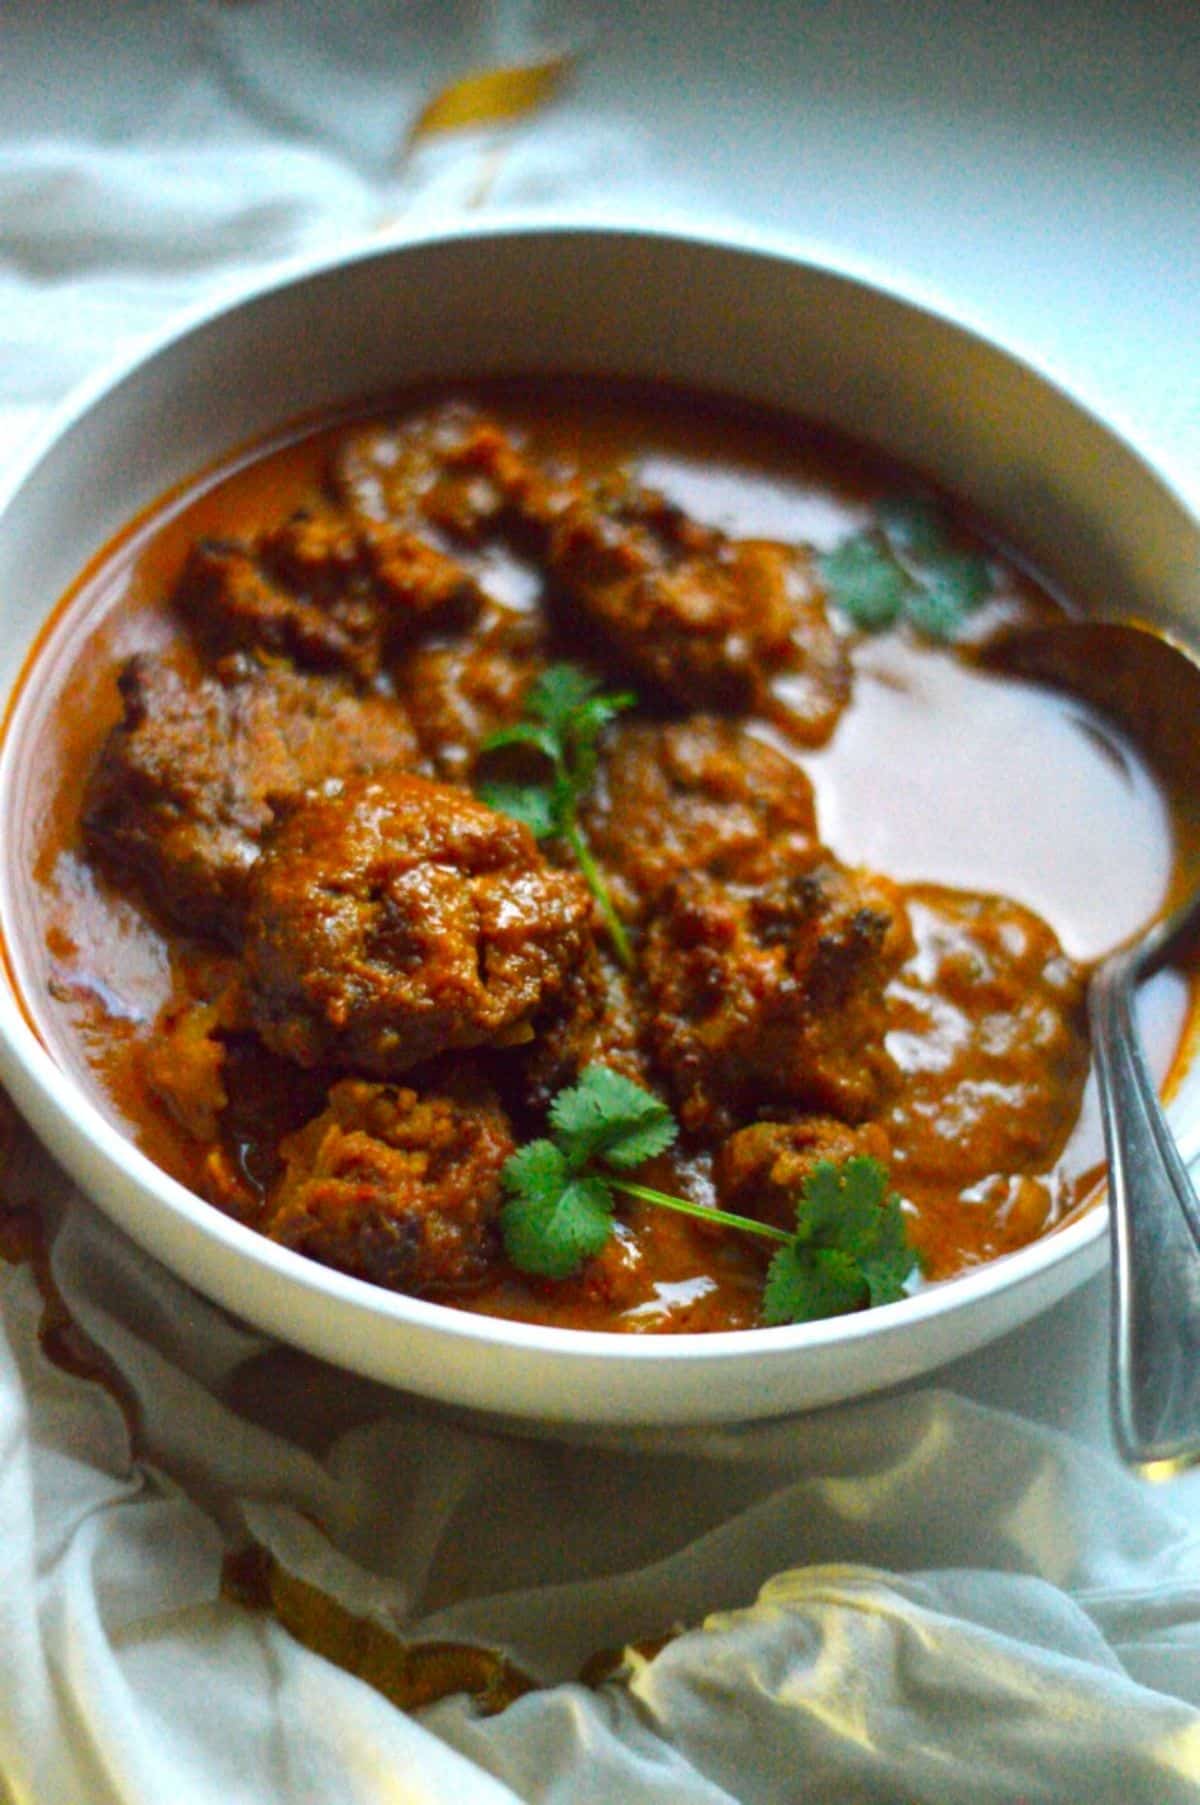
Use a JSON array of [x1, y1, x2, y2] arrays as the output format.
[[979, 620, 1200, 1467]]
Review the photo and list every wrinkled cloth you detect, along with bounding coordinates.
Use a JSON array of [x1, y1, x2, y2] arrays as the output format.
[[2, 4, 1200, 1801], [5, 1123, 1200, 1803]]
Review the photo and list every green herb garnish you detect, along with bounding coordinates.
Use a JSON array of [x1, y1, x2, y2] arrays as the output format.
[[761, 1155, 916, 1325], [819, 533, 910, 631], [499, 1065, 918, 1323], [500, 1066, 677, 1278], [820, 494, 993, 642], [479, 664, 635, 968]]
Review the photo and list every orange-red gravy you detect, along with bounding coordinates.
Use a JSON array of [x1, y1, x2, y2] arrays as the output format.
[[5, 381, 1192, 1332]]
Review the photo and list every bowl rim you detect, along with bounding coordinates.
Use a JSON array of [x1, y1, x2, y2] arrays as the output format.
[[2, 212, 1194, 1374], [3, 209, 1197, 524]]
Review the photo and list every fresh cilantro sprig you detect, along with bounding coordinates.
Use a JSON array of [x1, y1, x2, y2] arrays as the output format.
[[499, 1065, 918, 1323], [479, 664, 635, 969], [500, 1066, 678, 1278], [760, 1156, 916, 1325], [820, 494, 993, 642]]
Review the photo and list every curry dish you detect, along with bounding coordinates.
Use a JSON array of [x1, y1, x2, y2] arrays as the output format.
[[14, 382, 1185, 1332]]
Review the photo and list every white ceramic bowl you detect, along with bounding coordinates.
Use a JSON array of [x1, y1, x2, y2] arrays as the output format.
[[1, 222, 1198, 1426]]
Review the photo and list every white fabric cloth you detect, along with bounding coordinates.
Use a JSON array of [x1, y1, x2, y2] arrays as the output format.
[[6, 1124, 1200, 1803], [2, 4, 1200, 1800]]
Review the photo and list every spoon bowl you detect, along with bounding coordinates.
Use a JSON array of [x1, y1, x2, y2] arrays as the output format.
[[981, 619, 1200, 1465]]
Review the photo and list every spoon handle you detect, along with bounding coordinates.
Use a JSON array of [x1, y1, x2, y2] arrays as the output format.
[[1091, 954, 1200, 1466]]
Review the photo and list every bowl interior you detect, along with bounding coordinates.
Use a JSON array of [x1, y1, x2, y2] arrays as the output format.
[[1, 223, 1197, 1425]]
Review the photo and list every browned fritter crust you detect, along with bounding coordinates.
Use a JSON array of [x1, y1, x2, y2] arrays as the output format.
[[395, 601, 547, 783], [244, 771, 595, 1074], [83, 650, 419, 943], [642, 858, 913, 1137], [175, 508, 485, 685], [264, 1071, 514, 1294], [331, 401, 566, 549], [546, 477, 850, 741], [583, 716, 819, 921]]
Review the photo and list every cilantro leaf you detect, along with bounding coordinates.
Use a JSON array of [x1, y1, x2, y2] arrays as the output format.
[[859, 1198, 921, 1306], [819, 532, 909, 630], [501, 1138, 569, 1207], [762, 1156, 917, 1325], [822, 495, 994, 642], [477, 720, 561, 762], [498, 1078, 917, 1324], [569, 691, 636, 738], [476, 781, 558, 840], [498, 1072, 677, 1281], [795, 1156, 889, 1249], [924, 547, 991, 608], [566, 690, 636, 790], [763, 1241, 866, 1325], [902, 581, 967, 643], [876, 494, 945, 558], [526, 663, 603, 735], [790, 1158, 851, 1243], [549, 1064, 678, 1171], [478, 663, 636, 968], [500, 1141, 614, 1278]]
